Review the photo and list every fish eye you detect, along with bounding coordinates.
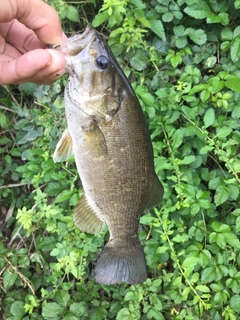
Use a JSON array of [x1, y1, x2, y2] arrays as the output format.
[[95, 55, 108, 70]]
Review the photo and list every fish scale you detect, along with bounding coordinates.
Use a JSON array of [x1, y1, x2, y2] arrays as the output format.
[[53, 25, 163, 285]]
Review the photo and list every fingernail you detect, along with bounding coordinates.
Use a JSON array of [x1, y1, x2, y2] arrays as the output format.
[[46, 52, 54, 66]]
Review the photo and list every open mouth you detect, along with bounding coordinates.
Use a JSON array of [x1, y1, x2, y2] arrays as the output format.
[[62, 25, 96, 56]]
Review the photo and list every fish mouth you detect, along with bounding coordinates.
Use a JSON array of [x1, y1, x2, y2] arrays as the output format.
[[62, 25, 96, 56]]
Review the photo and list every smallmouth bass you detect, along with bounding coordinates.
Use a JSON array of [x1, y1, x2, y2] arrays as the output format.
[[53, 25, 163, 285]]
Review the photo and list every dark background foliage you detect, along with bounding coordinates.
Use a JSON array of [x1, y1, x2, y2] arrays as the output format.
[[0, 0, 240, 319]]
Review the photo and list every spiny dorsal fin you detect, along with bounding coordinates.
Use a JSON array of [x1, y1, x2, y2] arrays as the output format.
[[74, 195, 105, 234], [145, 174, 164, 210], [53, 128, 73, 162]]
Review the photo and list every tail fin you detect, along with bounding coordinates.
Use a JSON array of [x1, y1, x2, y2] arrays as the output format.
[[94, 243, 147, 285]]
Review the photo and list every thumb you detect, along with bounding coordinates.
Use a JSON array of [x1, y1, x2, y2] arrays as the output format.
[[0, 49, 65, 85]]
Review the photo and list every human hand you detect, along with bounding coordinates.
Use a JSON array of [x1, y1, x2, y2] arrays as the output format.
[[0, 0, 66, 85]]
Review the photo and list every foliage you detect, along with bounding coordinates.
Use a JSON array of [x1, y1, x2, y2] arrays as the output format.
[[1, 0, 240, 319]]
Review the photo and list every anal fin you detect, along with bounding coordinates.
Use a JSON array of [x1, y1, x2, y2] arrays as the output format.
[[74, 195, 105, 234], [53, 128, 73, 162], [146, 174, 164, 209]]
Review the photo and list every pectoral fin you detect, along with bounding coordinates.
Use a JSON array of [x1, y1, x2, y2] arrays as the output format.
[[145, 175, 164, 209], [53, 128, 73, 162], [74, 195, 105, 234]]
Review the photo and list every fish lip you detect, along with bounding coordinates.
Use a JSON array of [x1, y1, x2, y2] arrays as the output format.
[[47, 25, 96, 56], [62, 24, 96, 56]]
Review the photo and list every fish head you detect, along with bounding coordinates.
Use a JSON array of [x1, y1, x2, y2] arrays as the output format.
[[62, 25, 124, 122]]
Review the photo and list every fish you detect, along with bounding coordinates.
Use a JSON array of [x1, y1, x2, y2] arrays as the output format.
[[53, 25, 163, 285]]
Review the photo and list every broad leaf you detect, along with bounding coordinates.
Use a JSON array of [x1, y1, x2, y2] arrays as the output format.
[[214, 186, 229, 206], [204, 108, 215, 128], [149, 19, 166, 40]]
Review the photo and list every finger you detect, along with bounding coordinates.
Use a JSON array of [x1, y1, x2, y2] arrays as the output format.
[[0, 0, 63, 44], [1, 20, 44, 53], [0, 42, 22, 59], [0, 49, 66, 85], [17, 49, 66, 84], [0, 20, 68, 54]]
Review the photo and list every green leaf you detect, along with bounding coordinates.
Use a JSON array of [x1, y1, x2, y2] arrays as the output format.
[[209, 232, 226, 249], [130, 0, 146, 9], [147, 308, 164, 320], [173, 25, 185, 37], [63, 314, 78, 320], [149, 20, 166, 41], [180, 155, 196, 165], [236, 216, 240, 232], [201, 266, 216, 283], [20, 83, 37, 94], [209, 78, 225, 92], [175, 37, 188, 48], [229, 185, 239, 200], [124, 291, 134, 301], [225, 75, 240, 93], [140, 214, 155, 224], [233, 26, 240, 38], [182, 257, 200, 269], [135, 86, 155, 106], [182, 287, 191, 300], [56, 290, 70, 307], [137, 17, 150, 28], [207, 13, 229, 26], [0, 136, 11, 145], [50, 248, 60, 256], [116, 308, 131, 320], [204, 108, 215, 128], [170, 54, 182, 67], [189, 84, 205, 94], [209, 177, 221, 190], [230, 295, 240, 312], [224, 233, 240, 248], [205, 56, 217, 68], [230, 36, 240, 62], [42, 303, 64, 319], [17, 130, 40, 144], [200, 89, 210, 102], [235, 0, 240, 9], [3, 270, 18, 289], [196, 285, 210, 293], [184, 3, 211, 19], [181, 105, 198, 119], [220, 41, 231, 53], [188, 29, 207, 45], [221, 27, 233, 40], [162, 12, 174, 22], [54, 190, 73, 203], [216, 126, 232, 139], [45, 182, 65, 196], [172, 233, 189, 243], [92, 11, 109, 27], [0, 111, 10, 129], [70, 302, 87, 316], [130, 51, 148, 71], [10, 301, 25, 319], [37, 236, 57, 251], [214, 186, 229, 206], [65, 5, 79, 22]]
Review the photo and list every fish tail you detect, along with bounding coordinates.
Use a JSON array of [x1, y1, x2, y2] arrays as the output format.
[[94, 242, 147, 285]]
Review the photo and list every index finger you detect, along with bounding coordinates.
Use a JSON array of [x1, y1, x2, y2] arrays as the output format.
[[0, 0, 63, 44]]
